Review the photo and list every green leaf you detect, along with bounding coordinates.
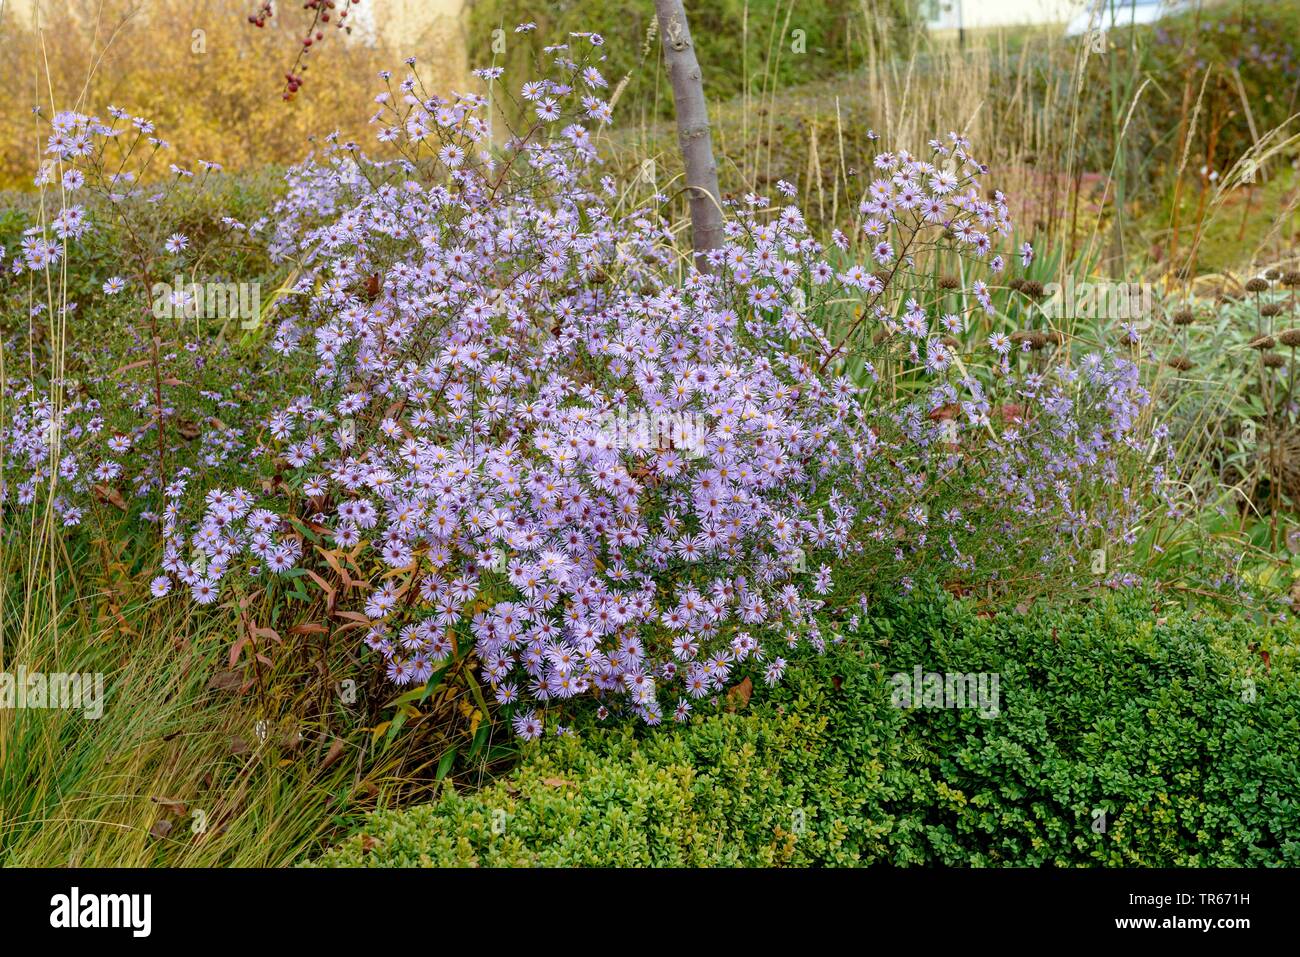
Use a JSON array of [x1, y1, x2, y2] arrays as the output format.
[[435, 746, 458, 782]]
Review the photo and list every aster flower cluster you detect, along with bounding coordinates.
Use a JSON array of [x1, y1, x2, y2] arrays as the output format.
[[0, 97, 274, 531], [1, 34, 1168, 737]]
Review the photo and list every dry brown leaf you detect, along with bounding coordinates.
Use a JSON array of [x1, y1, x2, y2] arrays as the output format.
[[726, 676, 754, 710], [207, 669, 242, 692], [91, 484, 128, 510], [321, 737, 346, 771]]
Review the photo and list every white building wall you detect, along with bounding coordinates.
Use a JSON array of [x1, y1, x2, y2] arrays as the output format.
[[925, 0, 1091, 30]]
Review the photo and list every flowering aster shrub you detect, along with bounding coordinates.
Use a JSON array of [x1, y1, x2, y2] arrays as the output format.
[[0, 98, 287, 538], [2, 32, 1168, 736]]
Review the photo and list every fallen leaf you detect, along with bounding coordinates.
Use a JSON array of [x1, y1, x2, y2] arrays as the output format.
[[149, 819, 173, 840], [320, 737, 346, 771], [91, 483, 128, 510], [726, 676, 754, 710], [207, 669, 242, 692]]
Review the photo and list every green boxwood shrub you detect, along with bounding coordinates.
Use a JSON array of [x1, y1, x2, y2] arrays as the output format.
[[309, 592, 1300, 867]]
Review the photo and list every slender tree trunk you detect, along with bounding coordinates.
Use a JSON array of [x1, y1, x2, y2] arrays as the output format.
[[654, 0, 724, 273]]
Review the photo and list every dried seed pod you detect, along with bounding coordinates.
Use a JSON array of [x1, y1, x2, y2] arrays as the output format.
[[1278, 329, 1300, 348], [1266, 268, 1282, 281], [1246, 277, 1271, 293], [1263, 352, 1286, 369], [1021, 280, 1045, 298], [1008, 335, 1050, 353], [1261, 302, 1283, 317], [1167, 355, 1195, 371], [1172, 309, 1196, 326], [938, 275, 960, 290], [1281, 270, 1300, 287], [1250, 334, 1276, 350]]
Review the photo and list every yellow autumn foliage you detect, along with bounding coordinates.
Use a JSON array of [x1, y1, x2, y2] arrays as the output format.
[[0, 0, 465, 189]]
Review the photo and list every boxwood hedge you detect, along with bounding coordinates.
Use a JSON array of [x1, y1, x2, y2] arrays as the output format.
[[310, 592, 1299, 866]]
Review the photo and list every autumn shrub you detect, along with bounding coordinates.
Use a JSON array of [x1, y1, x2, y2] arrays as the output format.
[[2, 27, 1173, 747], [0, 0, 449, 189]]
